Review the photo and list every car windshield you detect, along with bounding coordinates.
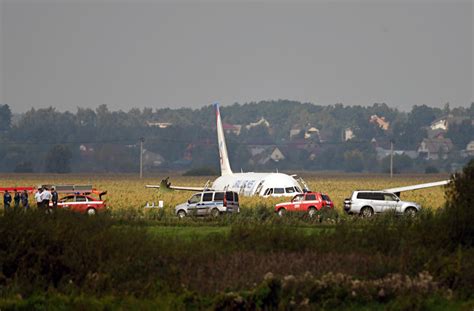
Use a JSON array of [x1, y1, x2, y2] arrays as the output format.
[[322, 194, 330, 201]]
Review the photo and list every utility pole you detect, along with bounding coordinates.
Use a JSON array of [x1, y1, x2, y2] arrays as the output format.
[[390, 139, 394, 178], [140, 137, 145, 179]]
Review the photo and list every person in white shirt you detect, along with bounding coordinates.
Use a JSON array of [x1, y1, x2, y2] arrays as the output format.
[[34, 188, 43, 210], [41, 188, 52, 210]]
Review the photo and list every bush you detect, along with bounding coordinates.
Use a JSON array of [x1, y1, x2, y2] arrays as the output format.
[[443, 159, 474, 247]]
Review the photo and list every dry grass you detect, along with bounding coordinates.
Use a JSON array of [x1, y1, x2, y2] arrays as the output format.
[[0, 172, 449, 214]]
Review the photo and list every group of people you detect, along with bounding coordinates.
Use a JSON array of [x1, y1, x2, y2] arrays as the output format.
[[3, 187, 59, 213]]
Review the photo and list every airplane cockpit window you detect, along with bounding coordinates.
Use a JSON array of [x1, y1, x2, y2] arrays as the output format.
[[263, 188, 273, 196], [274, 188, 284, 194], [285, 187, 295, 193]]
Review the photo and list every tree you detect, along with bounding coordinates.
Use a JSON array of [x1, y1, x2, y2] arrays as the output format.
[[344, 150, 364, 172], [444, 159, 474, 247], [45, 145, 73, 173], [0, 104, 12, 131]]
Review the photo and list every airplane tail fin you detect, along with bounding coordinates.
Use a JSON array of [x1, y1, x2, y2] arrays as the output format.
[[215, 103, 233, 176]]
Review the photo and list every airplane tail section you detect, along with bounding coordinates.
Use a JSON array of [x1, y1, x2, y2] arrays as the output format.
[[215, 103, 233, 176]]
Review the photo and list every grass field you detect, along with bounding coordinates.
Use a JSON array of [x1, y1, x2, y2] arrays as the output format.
[[0, 172, 450, 215], [1, 170, 474, 310]]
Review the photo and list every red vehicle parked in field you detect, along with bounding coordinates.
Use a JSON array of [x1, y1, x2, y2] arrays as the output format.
[[50, 193, 107, 215], [274, 192, 334, 217]]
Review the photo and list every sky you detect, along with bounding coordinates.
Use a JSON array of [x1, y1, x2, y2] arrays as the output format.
[[1, 0, 473, 113]]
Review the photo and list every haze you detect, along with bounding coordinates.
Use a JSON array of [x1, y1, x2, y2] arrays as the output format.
[[1, 0, 473, 113]]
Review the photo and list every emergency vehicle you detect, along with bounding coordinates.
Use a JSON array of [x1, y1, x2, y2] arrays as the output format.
[[274, 191, 334, 217]]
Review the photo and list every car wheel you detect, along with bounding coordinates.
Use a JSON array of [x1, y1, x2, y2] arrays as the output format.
[[177, 210, 187, 219], [404, 207, 417, 217], [277, 208, 286, 217], [86, 208, 97, 216], [360, 206, 374, 218], [308, 207, 317, 218], [211, 208, 220, 218]]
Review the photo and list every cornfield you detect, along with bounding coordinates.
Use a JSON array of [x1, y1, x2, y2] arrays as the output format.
[[0, 172, 449, 215]]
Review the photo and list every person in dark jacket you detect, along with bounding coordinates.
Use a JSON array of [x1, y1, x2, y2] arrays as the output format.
[[21, 190, 29, 211], [3, 190, 12, 213], [51, 187, 58, 210], [13, 189, 20, 210]]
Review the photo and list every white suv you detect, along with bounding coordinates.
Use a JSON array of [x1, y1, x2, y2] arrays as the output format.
[[344, 191, 420, 217]]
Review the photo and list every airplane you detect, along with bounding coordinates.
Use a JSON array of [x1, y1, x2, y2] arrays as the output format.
[[146, 103, 307, 197], [383, 180, 451, 197]]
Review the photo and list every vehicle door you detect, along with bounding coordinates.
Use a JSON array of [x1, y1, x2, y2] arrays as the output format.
[[73, 195, 88, 212], [59, 195, 75, 209], [199, 192, 214, 215], [290, 194, 304, 211], [370, 193, 385, 213], [382, 193, 400, 213], [187, 193, 202, 216], [303, 193, 318, 210]]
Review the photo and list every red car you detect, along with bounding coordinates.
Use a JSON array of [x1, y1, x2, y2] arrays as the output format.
[[275, 192, 334, 217], [49, 194, 107, 215]]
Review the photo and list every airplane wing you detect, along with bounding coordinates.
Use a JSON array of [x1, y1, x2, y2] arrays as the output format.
[[145, 177, 205, 192], [383, 180, 450, 194]]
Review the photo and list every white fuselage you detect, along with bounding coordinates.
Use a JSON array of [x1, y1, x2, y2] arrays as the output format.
[[212, 172, 303, 197]]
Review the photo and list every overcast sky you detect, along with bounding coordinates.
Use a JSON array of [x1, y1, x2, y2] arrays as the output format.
[[1, 0, 473, 113]]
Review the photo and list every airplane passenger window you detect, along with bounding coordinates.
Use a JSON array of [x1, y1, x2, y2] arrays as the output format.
[[274, 188, 284, 194]]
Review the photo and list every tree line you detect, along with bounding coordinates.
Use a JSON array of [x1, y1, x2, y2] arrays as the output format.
[[1, 101, 473, 173]]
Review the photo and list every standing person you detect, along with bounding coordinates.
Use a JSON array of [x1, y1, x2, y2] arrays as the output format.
[[41, 187, 52, 211], [35, 187, 43, 210], [51, 187, 59, 211], [3, 190, 12, 213], [21, 190, 29, 211], [13, 189, 20, 211]]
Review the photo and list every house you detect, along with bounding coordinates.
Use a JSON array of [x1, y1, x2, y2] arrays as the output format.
[[465, 140, 474, 156], [146, 121, 172, 128], [249, 147, 285, 165], [429, 115, 471, 131], [369, 115, 390, 130], [143, 149, 164, 167], [79, 144, 95, 156], [304, 127, 320, 140], [223, 123, 242, 136], [289, 127, 302, 139], [430, 117, 448, 131], [418, 138, 454, 160], [344, 128, 355, 141], [246, 117, 270, 130], [375, 147, 418, 161]]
